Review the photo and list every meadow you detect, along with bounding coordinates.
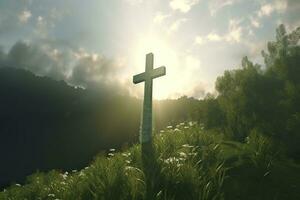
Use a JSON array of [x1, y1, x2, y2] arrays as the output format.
[[1, 122, 299, 200]]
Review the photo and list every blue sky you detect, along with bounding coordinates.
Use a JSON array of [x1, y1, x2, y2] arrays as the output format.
[[0, 0, 299, 99]]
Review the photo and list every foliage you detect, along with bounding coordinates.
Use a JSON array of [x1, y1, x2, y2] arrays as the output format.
[[0, 124, 226, 200], [1, 123, 300, 200], [203, 25, 300, 158]]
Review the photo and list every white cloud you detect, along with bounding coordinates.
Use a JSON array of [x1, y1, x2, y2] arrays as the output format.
[[123, 0, 143, 5], [34, 15, 48, 38], [258, 0, 287, 17], [258, 4, 273, 17], [250, 16, 260, 28], [209, 0, 237, 16], [195, 19, 243, 45], [194, 32, 223, 45], [18, 10, 32, 24], [195, 36, 205, 45], [275, 0, 288, 12], [153, 12, 171, 24], [207, 33, 223, 41], [169, 0, 200, 13], [168, 18, 188, 33], [225, 19, 243, 42], [37, 16, 44, 25]]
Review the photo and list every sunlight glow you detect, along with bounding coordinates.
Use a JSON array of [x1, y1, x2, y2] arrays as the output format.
[[130, 34, 204, 100], [131, 35, 180, 99]]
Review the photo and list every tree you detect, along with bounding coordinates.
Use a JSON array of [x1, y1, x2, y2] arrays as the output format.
[[214, 24, 300, 154]]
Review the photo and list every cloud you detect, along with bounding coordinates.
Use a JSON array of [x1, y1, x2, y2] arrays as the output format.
[[0, 40, 126, 94], [70, 52, 122, 89], [207, 33, 223, 41], [209, 0, 238, 16], [258, 0, 287, 18], [195, 19, 243, 45], [123, 0, 143, 5], [225, 19, 243, 42], [169, 0, 200, 13], [195, 36, 205, 45], [153, 12, 171, 24], [5, 41, 68, 80], [190, 83, 206, 99], [249, 16, 260, 28], [258, 4, 273, 17], [283, 0, 300, 29], [34, 16, 49, 38], [18, 10, 32, 24], [168, 18, 188, 33], [194, 33, 222, 45]]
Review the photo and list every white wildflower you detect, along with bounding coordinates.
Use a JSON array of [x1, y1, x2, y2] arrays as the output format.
[[164, 157, 179, 164], [182, 144, 194, 148], [62, 173, 68, 180], [125, 166, 134, 171], [79, 172, 85, 177], [177, 163, 183, 168], [125, 160, 131, 164], [72, 169, 77, 173], [189, 121, 197, 126], [179, 152, 187, 158], [188, 152, 197, 156], [167, 125, 173, 129], [108, 153, 114, 157], [109, 148, 116, 152], [15, 184, 21, 187], [122, 152, 131, 157], [48, 193, 55, 197], [179, 157, 185, 161]]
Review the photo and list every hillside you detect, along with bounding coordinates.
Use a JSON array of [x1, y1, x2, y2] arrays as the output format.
[[0, 67, 202, 188], [1, 123, 299, 200]]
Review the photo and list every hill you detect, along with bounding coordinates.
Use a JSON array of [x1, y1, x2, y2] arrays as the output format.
[[0, 67, 202, 188], [1, 123, 299, 200]]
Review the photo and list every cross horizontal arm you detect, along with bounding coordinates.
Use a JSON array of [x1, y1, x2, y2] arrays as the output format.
[[133, 72, 146, 84], [151, 66, 166, 79]]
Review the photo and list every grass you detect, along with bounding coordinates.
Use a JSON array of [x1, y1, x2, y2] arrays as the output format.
[[1, 123, 300, 200]]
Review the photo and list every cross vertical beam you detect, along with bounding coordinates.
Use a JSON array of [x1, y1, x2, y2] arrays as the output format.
[[133, 53, 166, 143]]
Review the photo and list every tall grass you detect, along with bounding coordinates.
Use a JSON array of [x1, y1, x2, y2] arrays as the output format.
[[2, 123, 296, 200]]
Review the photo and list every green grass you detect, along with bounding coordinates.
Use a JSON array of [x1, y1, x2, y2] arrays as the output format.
[[1, 123, 300, 200]]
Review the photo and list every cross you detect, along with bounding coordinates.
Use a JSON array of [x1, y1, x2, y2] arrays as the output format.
[[133, 53, 166, 144]]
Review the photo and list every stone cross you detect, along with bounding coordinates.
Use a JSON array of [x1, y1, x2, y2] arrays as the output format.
[[133, 53, 166, 143]]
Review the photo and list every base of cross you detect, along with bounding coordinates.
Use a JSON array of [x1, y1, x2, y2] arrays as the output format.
[[141, 141, 159, 199], [140, 133, 152, 144], [141, 141, 154, 160]]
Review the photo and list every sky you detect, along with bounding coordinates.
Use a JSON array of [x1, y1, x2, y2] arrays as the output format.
[[0, 0, 299, 99]]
